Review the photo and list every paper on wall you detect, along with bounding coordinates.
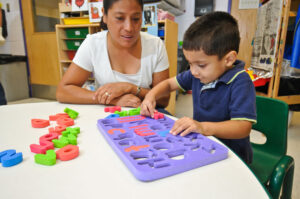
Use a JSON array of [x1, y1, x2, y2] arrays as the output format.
[[239, 0, 259, 9], [142, 4, 158, 36], [250, 0, 283, 77], [72, 0, 88, 11], [89, 2, 103, 23]]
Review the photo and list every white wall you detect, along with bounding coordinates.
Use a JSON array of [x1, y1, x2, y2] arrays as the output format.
[[175, 0, 230, 41], [0, 0, 26, 55]]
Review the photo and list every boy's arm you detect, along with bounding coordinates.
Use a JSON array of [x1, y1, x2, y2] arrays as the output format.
[[199, 120, 252, 139], [152, 69, 170, 108], [141, 77, 179, 117], [171, 118, 252, 139]]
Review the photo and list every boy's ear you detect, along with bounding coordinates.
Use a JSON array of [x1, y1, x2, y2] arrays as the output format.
[[224, 51, 237, 67]]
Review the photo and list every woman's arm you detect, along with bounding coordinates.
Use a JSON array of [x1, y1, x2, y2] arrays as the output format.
[[56, 63, 98, 104], [94, 69, 170, 107]]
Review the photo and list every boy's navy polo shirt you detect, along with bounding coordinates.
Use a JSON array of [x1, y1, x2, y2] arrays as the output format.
[[176, 60, 256, 164]]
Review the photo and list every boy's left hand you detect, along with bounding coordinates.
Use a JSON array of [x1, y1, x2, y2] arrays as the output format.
[[170, 117, 210, 137]]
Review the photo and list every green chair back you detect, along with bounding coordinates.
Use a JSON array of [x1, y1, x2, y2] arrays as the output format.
[[252, 95, 289, 157], [250, 96, 294, 199]]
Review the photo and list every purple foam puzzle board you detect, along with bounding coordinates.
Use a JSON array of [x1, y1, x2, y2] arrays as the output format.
[[97, 115, 228, 181]]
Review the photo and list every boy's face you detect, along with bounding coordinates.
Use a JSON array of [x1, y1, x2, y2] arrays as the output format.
[[183, 49, 235, 84]]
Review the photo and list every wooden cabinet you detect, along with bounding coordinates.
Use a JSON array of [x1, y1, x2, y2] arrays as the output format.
[[55, 24, 99, 78], [231, 0, 300, 105], [270, 0, 300, 104], [55, 19, 178, 114], [159, 19, 178, 115]]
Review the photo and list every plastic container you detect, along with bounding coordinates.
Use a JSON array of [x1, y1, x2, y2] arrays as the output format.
[[291, 5, 300, 69], [158, 29, 164, 37], [65, 40, 83, 50], [158, 9, 175, 21], [65, 28, 88, 39], [253, 78, 270, 87], [63, 17, 91, 25], [66, 50, 77, 60]]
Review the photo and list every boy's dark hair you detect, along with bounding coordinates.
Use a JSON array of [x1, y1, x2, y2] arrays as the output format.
[[100, 0, 144, 30], [183, 11, 240, 59]]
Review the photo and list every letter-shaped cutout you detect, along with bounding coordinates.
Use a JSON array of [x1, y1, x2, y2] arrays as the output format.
[[107, 128, 126, 135]]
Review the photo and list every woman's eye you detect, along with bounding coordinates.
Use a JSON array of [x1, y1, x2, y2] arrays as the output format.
[[132, 18, 140, 21], [116, 17, 124, 21]]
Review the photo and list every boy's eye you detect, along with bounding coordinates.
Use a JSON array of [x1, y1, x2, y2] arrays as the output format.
[[116, 17, 124, 21], [198, 64, 206, 68]]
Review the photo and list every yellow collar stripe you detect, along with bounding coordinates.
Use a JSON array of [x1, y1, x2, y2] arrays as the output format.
[[227, 70, 245, 84]]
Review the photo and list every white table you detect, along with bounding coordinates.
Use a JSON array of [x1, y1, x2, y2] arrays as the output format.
[[0, 102, 269, 199]]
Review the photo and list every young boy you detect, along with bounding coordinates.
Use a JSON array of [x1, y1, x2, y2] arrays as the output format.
[[140, 11, 256, 164]]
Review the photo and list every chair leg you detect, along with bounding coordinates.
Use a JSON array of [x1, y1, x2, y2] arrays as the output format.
[[281, 158, 295, 199], [268, 156, 295, 199]]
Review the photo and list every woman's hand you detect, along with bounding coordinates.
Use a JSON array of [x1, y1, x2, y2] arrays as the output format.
[[170, 117, 212, 137], [115, 94, 141, 108], [140, 94, 156, 118], [93, 82, 135, 105]]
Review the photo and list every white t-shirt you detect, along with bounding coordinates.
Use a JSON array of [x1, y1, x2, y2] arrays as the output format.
[[73, 31, 169, 89]]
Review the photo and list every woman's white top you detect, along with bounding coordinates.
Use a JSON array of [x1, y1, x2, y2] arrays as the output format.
[[73, 31, 169, 89]]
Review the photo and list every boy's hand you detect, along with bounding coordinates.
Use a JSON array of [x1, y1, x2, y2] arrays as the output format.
[[140, 94, 156, 118], [170, 117, 211, 137]]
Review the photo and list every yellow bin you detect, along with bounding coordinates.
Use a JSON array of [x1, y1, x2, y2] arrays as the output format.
[[63, 17, 91, 25]]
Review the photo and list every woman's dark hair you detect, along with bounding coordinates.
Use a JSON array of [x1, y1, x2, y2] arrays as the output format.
[[100, 0, 144, 30], [183, 11, 240, 60]]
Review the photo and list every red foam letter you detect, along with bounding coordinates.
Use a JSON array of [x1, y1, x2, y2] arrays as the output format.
[[31, 119, 50, 128], [56, 145, 79, 161]]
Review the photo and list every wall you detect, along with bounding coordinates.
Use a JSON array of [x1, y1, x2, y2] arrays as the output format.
[[175, 0, 230, 41], [0, 0, 25, 55]]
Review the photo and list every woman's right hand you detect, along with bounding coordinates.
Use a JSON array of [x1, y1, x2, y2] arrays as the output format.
[[140, 94, 156, 118], [114, 94, 141, 108], [93, 82, 136, 105]]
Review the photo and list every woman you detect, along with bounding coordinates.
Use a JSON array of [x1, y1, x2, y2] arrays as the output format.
[[56, 0, 170, 108]]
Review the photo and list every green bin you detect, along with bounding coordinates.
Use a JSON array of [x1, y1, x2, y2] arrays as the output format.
[[65, 40, 83, 50], [65, 28, 88, 39]]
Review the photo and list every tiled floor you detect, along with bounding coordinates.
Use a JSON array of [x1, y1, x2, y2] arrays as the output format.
[[175, 93, 299, 199], [7, 95, 300, 198]]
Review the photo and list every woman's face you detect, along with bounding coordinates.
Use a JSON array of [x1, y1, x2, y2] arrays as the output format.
[[103, 0, 143, 48]]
